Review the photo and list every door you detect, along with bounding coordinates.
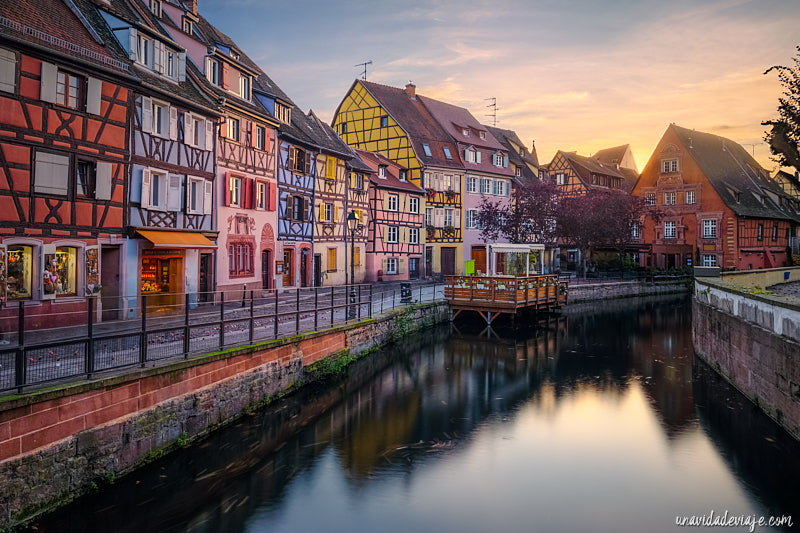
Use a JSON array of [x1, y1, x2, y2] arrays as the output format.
[[300, 248, 309, 287], [425, 246, 433, 278], [199, 253, 212, 301], [261, 250, 272, 290], [314, 254, 322, 287], [409, 257, 420, 280], [471, 246, 487, 274], [283, 248, 293, 287], [441, 247, 456, 276], [100, 246, 120, 322]]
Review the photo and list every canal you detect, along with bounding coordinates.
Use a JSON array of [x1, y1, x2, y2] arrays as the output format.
[[30, 295, 799, 533]]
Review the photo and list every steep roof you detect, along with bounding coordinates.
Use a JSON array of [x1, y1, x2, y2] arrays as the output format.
[[355, 149, 424, 194], [485, 125, 540, 185], [419, 96, 505, 151], [671, 124, 799, 221], [357, 80, 462, 170], [559, 150, 628, 190], [593, 145, 630, 167]]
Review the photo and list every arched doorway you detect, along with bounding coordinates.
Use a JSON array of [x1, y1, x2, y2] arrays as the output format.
[[260, 224, 275, 290]]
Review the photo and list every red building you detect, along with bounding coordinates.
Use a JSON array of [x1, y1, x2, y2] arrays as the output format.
[[0, 0, 131, 330], [633, 124, 800, 270]]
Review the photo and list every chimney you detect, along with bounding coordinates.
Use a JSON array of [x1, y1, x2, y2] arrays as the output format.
[[405, 82, 416, 98], [187, 0, 198, 14]]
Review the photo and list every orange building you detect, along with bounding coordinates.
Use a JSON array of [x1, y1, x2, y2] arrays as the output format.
[[633, 124, 800, 270]]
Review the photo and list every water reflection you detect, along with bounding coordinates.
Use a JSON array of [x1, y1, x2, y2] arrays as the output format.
[[31, 295, 799, 533]]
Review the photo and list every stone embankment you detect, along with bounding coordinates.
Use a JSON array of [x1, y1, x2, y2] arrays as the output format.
[[0, 301, 449, 529], [566, 278, 690, 303]]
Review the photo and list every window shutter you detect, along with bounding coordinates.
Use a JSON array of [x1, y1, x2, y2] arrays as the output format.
[[96, 161, 112, 200], [251, 121, 257, 148], [141, 96, 153, 133], [41, 243, 57, 301], [128, 28, 138, 62], [240, 119, 247, 146], [383, 226, 388, 244], [285, 195, 293, 220], [178, 52, 186, 82], [318, 203, 325, 222], [167, 174, 182, 211], [398, 258, 404, 274], [203, 179, 213, 214], [169, 106, 178, 140], [0, 48, 15, 93], [304, 153, 311, 176], [454, 209, 461, 228], [224, 174, 231, 206], [86, 77, 102, 115], [503, 155, 509, 168], [153, 41, 163, 73], [382, 258, 388, 273], [218, 117, 227, 139], [141, 168, 152, 208], [40, 61, 57, 103], [205, 119, 214, 151], [476, 150, 482, 164], [268, 181, 276, 211], [287, 147, 296, 171], [327, 156, 336, 180], [247, 178, 256, 209], [302, 196, 309, 221], [334, 205, 339, 223], [34, 152, 69, 195]]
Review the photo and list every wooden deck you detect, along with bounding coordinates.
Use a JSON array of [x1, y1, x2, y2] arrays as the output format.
[[444, 275, 568, 324]]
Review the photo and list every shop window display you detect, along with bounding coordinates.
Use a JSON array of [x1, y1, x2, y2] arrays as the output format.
[[43, 246, 77, 296], [7, 245, 33, 300]]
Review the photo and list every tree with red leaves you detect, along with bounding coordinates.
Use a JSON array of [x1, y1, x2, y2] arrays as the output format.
[[475, 178, 560, 244]]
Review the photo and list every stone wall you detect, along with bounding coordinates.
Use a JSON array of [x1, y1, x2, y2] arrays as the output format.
[[0, 301, 449, 528], [693, 279, 800, 441], [567, 279, 689, 303]]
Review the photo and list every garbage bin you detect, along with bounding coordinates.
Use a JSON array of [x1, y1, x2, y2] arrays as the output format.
[[400, 282, 412, 303]]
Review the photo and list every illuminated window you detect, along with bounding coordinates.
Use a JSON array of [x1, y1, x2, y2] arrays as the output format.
[[7, 245, 33, 300], [43, 246, 77, 297]]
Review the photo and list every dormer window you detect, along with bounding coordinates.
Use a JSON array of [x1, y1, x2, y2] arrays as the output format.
[[479, 131, 486, 140], [465, 147, 480, 164], [138, 34, 153, 68], [150, 0, 161, 17], [182, 17, 193, 34], [515, 167, 521, 177], [422, 144, 432, 157], [207, 58, 220, 86], [275, 102, 291, 124], [378, 165, 386, 178], [462, 128, 470, 136], [239, 75, 251, 100], [399, 170, 407, 181], [230, 50, 240, 60], [443, 147, 452, 160]]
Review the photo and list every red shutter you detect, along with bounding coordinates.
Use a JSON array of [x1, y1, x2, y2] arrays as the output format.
[[251, 122, 257, 148], [268, 181, 277, 211], [219, 118, 227, 139], [224, 173, 231, 206], [247, 178, 256, 209]]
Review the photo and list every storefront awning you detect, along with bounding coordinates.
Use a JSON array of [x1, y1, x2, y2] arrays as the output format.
[[487, 243, 545, 253], [137, 230, 216, 249]]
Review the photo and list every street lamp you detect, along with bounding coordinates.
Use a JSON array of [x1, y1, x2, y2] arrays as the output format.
[[347, 210, 358, 320]]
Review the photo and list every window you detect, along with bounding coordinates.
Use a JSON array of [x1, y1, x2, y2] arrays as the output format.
[[165, 51, 177, 80], [327, 248, 337, 272], [409, 227, 419, 244], [556, 173, 566, 185], [323, 203, 333, 222], [466, 209, 479, 229], [664, 221, 676, 238], [288, 146, 309, 174], [207, 58, 220, 86], [493, 153, 504, 167], [35, 151, 69, 196], [462, 128, 470, 136], [425, 207, 432, 227], [388, 194, 399, 211], [703, 219, 717, 239], [467, 176, 477, 193], [292, 195, 304, 221], [378, 165, 386, 179], [409, 197, 419, 214], [76, 160, 95, 198], [443, 147, 452, 160], [138, 35, 153, 69], [275, 102, 291, 123], [492, 180, 500, 196], [645, 193, 656, 206], [387, 226, 399, 243], [256, 181, 267, 210], [757, 223, 763, 241], [340, 122, 348, 134], [229, 175, 242, 207], [150, 0, 162, 16], [444, 209, 453, 227], [380, 116, 388, 128], [662, 159, 679, 173], [664, 192, 676, 205], [185, 115, 206, 148], [239, 75, 250, 100], [479, 178, 490, 194], [0, 47, 16, 94], [43, 246, 77, 297], [7, 245, 33, 300], [516, 167, 521, 177], [772, 224, 778, 241], [702, 255, 717, 267], [229, 243, 253, 276], [182, 17, 193, 34], [386, 257, 398, 274], [686, 190, 695, 204], [631, 223, 640, 239], [152, 101, 168, 137], [399, 170, 407, 181], [256, 126, 265, 150], [479, 131, 486, 140], [56, 70, 82, 109], [422, 144, 432, 157], [465, 148, 479, 163], [227, 117, 240, 142], [187, 177, 204, 214]]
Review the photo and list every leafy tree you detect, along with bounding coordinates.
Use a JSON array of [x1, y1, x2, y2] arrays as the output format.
[[764, 45, 800, 171], [475, 178, 560, 244]]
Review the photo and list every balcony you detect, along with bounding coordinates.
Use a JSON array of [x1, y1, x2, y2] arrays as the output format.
[[424, 188, 461, 206], [425, 226, 461, 243]]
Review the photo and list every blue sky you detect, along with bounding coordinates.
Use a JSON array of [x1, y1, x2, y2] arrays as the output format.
[[199, 0, 800, 171]]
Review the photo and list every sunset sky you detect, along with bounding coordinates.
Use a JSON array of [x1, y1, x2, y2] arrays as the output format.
[[200, 0, 800, 173]]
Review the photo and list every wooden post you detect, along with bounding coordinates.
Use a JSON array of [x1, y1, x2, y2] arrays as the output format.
[[219, 291, 225, 348], [184, 293, 190, 357]]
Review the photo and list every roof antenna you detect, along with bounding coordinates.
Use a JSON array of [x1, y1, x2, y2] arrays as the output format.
[[354, 60, 373, 81], [485, 97, 497, 127]]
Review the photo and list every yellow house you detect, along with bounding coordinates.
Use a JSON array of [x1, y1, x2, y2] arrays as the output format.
[[332, 80, 464, 277]]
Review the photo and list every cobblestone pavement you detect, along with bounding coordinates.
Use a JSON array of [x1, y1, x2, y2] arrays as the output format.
[[768, 280, 800, 301]]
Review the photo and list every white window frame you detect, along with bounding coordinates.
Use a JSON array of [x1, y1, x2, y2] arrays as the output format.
[[556, 173, 566, 185], [467, 176, 478, 193], [409, 227, 419, 244], [378, 166, 386, 178], [387, 226, 399, 243], [664, 221, 676, 239], [182, 17, 193, 34], [386, 257, 398, 274], [703, 219, 717, 239], [186, 176, 204, 215], [387, 193, 399, 212], [138, 35, 154, 69], [444, 209, 453, 227], [227, 117, 240, 142], [148, 169, 168, 211], [151, 100, 169, 138], [662, 159, 679, 173], [150, 0, 162, 16], [631, 223, 640, 239], [256, 181, 267, 210], [479, 178, 489, 194], [239, 75, 251, 100], [409, 197, 419, 214], [207, 57, 220, 86], [256, 125, 265, 150], [324, 203, 333, 222], [702, 254, 717, 267], [229, 175, 242, 207], [425, 207, 432, 227], [686, 190, 695, 204], [645, 193, 656, 206], [479, 131, 486, 140], [664, 192, 676, 205]]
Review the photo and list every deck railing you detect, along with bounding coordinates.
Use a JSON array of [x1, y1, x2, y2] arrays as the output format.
[[444, 275, 568, 308]]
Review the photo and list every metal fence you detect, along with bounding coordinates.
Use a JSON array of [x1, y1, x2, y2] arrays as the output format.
[[558, 271, 692, 285], [0, 282, 444, 394]]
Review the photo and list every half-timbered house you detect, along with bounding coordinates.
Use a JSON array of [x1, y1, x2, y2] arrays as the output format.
[[356, 150, 424, 282], [420, 96, 514, 272], [546, 150, 633, 197], [79, 0, 221, 315], [164, 3, 280, 295], [333, 81, 464, 278], [485, 126, 540, 188], [0, 0, 132, 328], [634, 124, 800, 270]]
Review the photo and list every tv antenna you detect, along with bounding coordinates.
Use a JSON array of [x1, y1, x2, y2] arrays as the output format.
[[742, 142, 764, 157], [485, 97, 497, 127], [355, 60, 373, 80]]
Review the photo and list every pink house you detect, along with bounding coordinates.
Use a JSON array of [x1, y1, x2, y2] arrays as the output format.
[[356, 150, 424, 281]]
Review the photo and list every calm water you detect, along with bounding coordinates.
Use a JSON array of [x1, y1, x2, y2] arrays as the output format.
[[31, 295, 800, 533]]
